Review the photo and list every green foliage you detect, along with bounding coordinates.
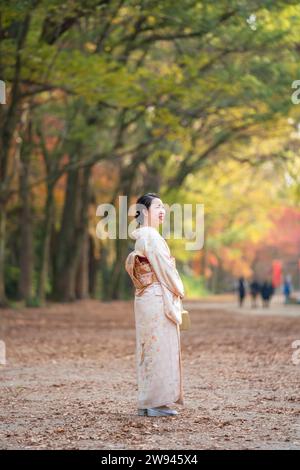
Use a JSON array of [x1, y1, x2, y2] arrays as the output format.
[[4, 265, 20, 300], [181, 272, 210, 299], [2, 0, 300, 301]]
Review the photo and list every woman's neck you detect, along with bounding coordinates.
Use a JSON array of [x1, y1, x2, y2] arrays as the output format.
[[139, 224, 158, 231]]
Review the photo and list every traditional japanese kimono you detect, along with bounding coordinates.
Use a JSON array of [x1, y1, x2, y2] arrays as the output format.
[[125, 225, 185, 409]]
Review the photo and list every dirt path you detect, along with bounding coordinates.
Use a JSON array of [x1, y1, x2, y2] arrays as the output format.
[[184, 292, 300, 317], [0, 298, 300, 449]]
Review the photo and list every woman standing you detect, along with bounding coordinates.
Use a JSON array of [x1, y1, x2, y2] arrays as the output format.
[[125, 193, 185, 417]]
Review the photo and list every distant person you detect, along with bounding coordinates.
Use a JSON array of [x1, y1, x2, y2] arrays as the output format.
[[268, 281, 275, 304], [260, 280, 273, 308], [283, 276, 292, 304], [237, 276, 246, 307], [249, 279, 260, 308]]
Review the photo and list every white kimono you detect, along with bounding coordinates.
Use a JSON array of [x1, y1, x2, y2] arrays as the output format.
[[125, 225, 185, 409]]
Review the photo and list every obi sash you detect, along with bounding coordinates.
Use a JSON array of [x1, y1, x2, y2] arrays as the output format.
[[125, 251, 159, 296]]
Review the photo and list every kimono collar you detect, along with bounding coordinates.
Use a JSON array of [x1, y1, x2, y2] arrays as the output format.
[[131, 226, 159, 240]]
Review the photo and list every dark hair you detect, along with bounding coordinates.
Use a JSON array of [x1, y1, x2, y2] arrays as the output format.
[[134, 192, 160, 227]]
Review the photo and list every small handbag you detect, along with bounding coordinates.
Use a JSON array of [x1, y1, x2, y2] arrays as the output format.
[[179, 298, 191, 331]]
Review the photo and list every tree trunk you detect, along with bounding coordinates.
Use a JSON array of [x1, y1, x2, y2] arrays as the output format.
[[52, 167, 79, 300], [88, 235, 98, 298], [75, 227, 89, 299], [0, 204, 8, 307], [53, 164, 91, 301], [37, 185, 54, 305], [107, 237, 128, 299], [99, 240, 112, 301], [18, 120, 34, 304], [0, 15, 31, 306]]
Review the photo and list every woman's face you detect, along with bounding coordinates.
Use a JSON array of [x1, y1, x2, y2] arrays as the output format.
[[143, 197, 166, 227]]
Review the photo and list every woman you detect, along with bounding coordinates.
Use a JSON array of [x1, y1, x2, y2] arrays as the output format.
[[125, 193, 185, 417]]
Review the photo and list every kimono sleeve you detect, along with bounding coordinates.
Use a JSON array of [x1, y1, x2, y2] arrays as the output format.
[[144, 236, 185, 298]]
